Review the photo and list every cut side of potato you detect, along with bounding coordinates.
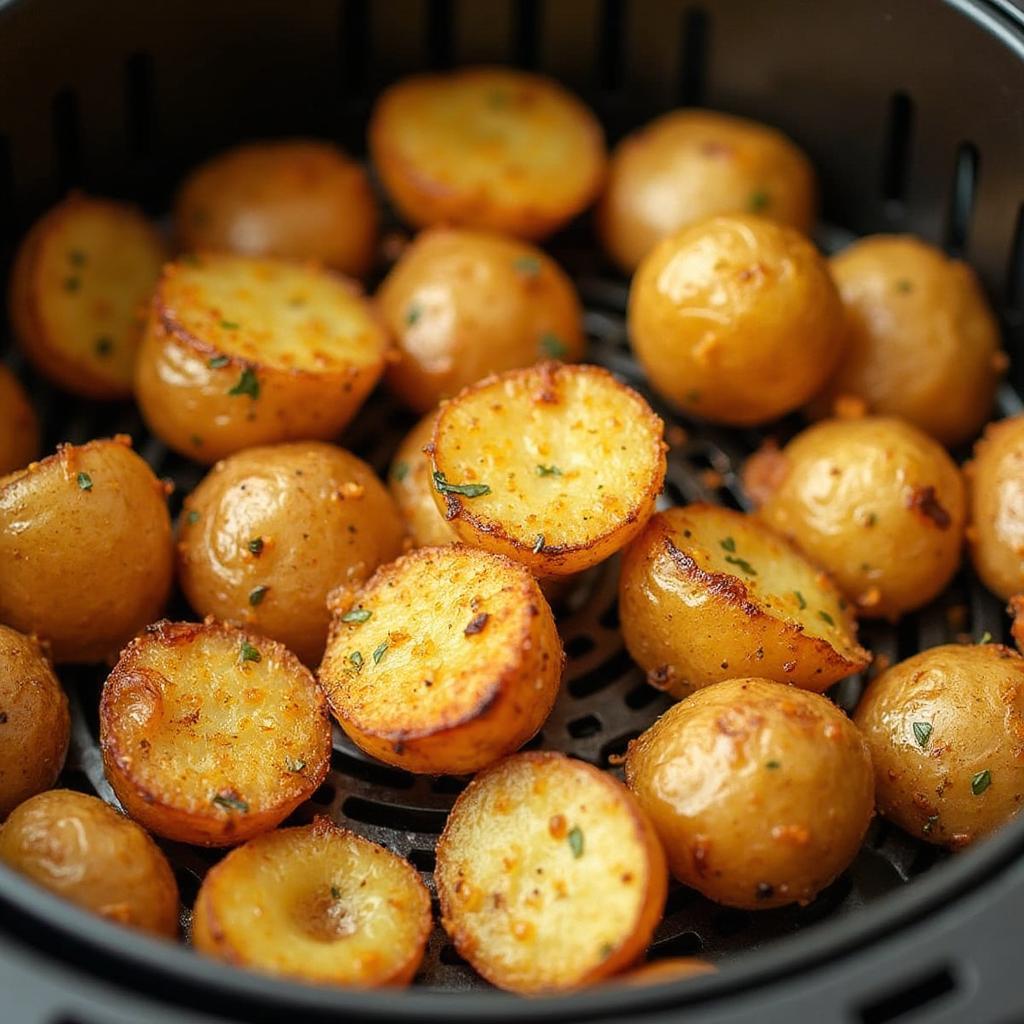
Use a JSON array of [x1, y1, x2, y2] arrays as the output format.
[[619, 505, 869, 697], [100, 620, 331, 846], [192, 819, 431, 987], [430, 362, 666, 577], [435, 751, 667, 994], [319, 545, 562, 775]]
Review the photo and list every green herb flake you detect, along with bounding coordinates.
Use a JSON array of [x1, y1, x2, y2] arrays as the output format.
[[239, 640, 262, 663], [514, 255, 541, 277], [186, 510, 200, 525], [248, 537, 265, 556], [212, 793, 249, 813], [76, 472, 93, 492], [349, 650, 364, 672], [539, 332, 567, 359], [725, 554, 757, 576], [220, 320, 240, 330], [190, 434, 204, 448], [748, 189, 770, 212], [567, 825, 584, 859], [405, 304, 422, 326], [532, 534, 545, 554], [720, 536, 737, 553], [372, 641, 388, 665], [599, 942, 614, 960], [341, 607, 372, 624], [285, 756, 306, 774], [95, 336, 113, 357], [864, 512, 878, 527], [765, 760, 781, 770], [208, 355, 230, 368], [794, 591, 807, 610], [68, 249, 87, 267], [913, 721, 932, 748], [979, 631, 993, 645], [391, 461, 410, 482], [818, 610, 835, 627], [685, 389, 701, 404], [228, 367, 260, 399], [63, 276, 81, 292], [432, 470, 491, 498], [248, 585, 269, 607], [536, 464, 562, 477], [895, 278, 913, 294], [972, 769, 992, 796], [330, 884, 343, 900]]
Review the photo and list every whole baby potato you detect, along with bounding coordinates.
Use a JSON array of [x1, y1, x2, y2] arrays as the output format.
[[0, 365, 39, 475]]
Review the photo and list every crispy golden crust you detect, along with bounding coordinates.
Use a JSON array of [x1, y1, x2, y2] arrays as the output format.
[[0, 365, 39, 476]]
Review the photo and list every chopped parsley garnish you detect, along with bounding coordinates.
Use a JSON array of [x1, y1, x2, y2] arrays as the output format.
[[514, 255, 541, 277], [567, 826, 584, 858], [432, 470, 491, 498], [864, 512, 878, 526], [330, 884, 343, 900], [913, 722, 932, 748], [212, 793, 249, 813], [341, 608, 372, 624], [599, 942, 614, 959], [349, 651, 364, 672], [228, 367, 260, 399], [249, 585, 269, 606], [285, 756, 306, 773], [979, 631, 993, 645], [248, 537, 264, 556], [720, 537, 736, 553], [794, 591, 807, 610], [95, 336, 113, 357], [239, 640, 261, 663], [76, 472, 93, 491], [536, 464, 562, 477], [68, 248, 86, 266], [972, 769, 992, 795], [391, 461, 410, 482], [748, 189, 770, 212], [372, 641, 388, 665], [539, 332, 567, 359], [725, 554, 757, 576], [818, 610, 835, 627], [190, 434, 203, 448], [220, 320, 240, 330], [533, 534, 545, 554], [895, 279, 913, 293], [63, 276, 81, 292], [208, 355, 230, 368], [765, 760, 781, 770], [405, 304, 422, 326], [186, 510, 200, 525]]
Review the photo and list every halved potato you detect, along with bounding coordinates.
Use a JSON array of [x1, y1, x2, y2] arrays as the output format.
[[619, 505, 869, 698], [429, 362, 666, 577], [9, 193, 166, 397], [435, 751, 667, 994], [135, 254, 389, 462], [0, 436, 174, 663], [389, 412, 459, 548], [100, 620, 331, 846], [370, 67, 606, 240], [192, 818, 431, 986], [0, 365, 39, 475], [319, 545, 562, 775]]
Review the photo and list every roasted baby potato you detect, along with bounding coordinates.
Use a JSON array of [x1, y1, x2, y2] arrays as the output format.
[[0, 436, 173, 663], [749, 417, 966, 620], [192, 818, 431, 986], [178, 442, 404, 666], [810, 236, 1003, 446], [135, 254, 389, 462], [0, 365, 39, 475], [625, 678, 874, 909], [9, 193, 165, 398], [0, 789, 179, 936], [100, 620, 331, 846], [389, 412, 458, 548], [855, 643, 1024, 848], [619, 505, 869, 698], [370, 67, 606, 240], [429, 362, 666, 577], [174, 140, 378, 279], [378, 227, 586, 412], [599, 109, 816, 272], [319, 545, 562, 775], [967, 415, 1024, 601], [435, 751, 667, 994], [628, 215, 845, 425], [0, 624, 69, 818]]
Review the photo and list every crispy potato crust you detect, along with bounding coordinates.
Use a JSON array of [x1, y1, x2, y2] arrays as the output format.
[[0, 366, 39, 476], [389, 411, 459, 548], [100, 620, 331, 846], [435, 751, 667, 994]]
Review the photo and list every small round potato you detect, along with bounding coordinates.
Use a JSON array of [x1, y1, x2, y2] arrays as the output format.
[[967, 415, 1024, 601], [100, 620, 331, 847], [378, 227, 586, 412], [319, 545, 562, 775], [0, 436, 174, 663], [178, 442, 404, 666], [0, 624, 69, 818], [619, 505, 869, 698], [429, 362, 666, 577], [9, 193, 166, 398], [370, 67, 606, 240], [598, 109, 816, 272], [192, 819, 431, 986], [625, 678, 874, 909], [135, 254, 389, 463], [749, 417, 966, 620], [174, 140, 378, 279], [810, 236, 1003, 446], [435, 751, 667, 994], [0, 365, 39, 475], [855, 643, 1024, 848], [0, 789, 179, 936], [389, 412, 458, 548], [628, 214, 844, 425]]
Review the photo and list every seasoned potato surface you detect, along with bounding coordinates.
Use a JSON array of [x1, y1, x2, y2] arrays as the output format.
[[389, 412, 459, 548], [0, 366, 39, 475]]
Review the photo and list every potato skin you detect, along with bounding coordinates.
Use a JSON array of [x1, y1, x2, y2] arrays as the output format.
[[751, 417, 966, 620], [175, 140, 378, 279], [0, 436, 173, 663], [178, 442, 404, 666], [0, 625, 69, 818], [628, 215, 844, 425], [389, 412, 459, 548], [378, 228, 586, 412], [0, 365, 39, 475], [854, 644, 1024, 848], [599, 109, 816, 272], [625, 678, 874, 909], [0, 789, 179, 936]]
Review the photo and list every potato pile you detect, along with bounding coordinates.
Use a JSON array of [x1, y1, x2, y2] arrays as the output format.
[[1, 62, 1021, 999]]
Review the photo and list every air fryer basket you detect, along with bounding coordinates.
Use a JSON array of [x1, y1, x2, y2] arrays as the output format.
[[2, 0, 1024, 1021]]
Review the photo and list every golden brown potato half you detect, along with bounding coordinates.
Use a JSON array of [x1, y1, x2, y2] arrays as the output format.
[[178, 442, 404, 666], [749, 417, 966, 620], [628, 214, 845, 425], [100, 620, 331, 847], [370, 67, 606, 240], [0, 624, 69, 818], [0, 365, 39, 475], [192, 818, 431, 986], [854, 643, 1024, 848], [809, 236, 1003, 446], [429, 362, 666, 577], [625, 678, 874, 909], [174, 140, 378, 279], [435, 751, 667, 994], [389, 412, 458, 548], [319, 545, 562, 775], [0, 436, 173, 663], [967, 415, 1024, 601], [0, 789, 179, 936], [619, 505, 869, 698], [378, 227, 586, 412], [598, 109, 816, 272], [135, 254, 389, 463], [9, 193, 165, 398], [614, 958, 717, 987]]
